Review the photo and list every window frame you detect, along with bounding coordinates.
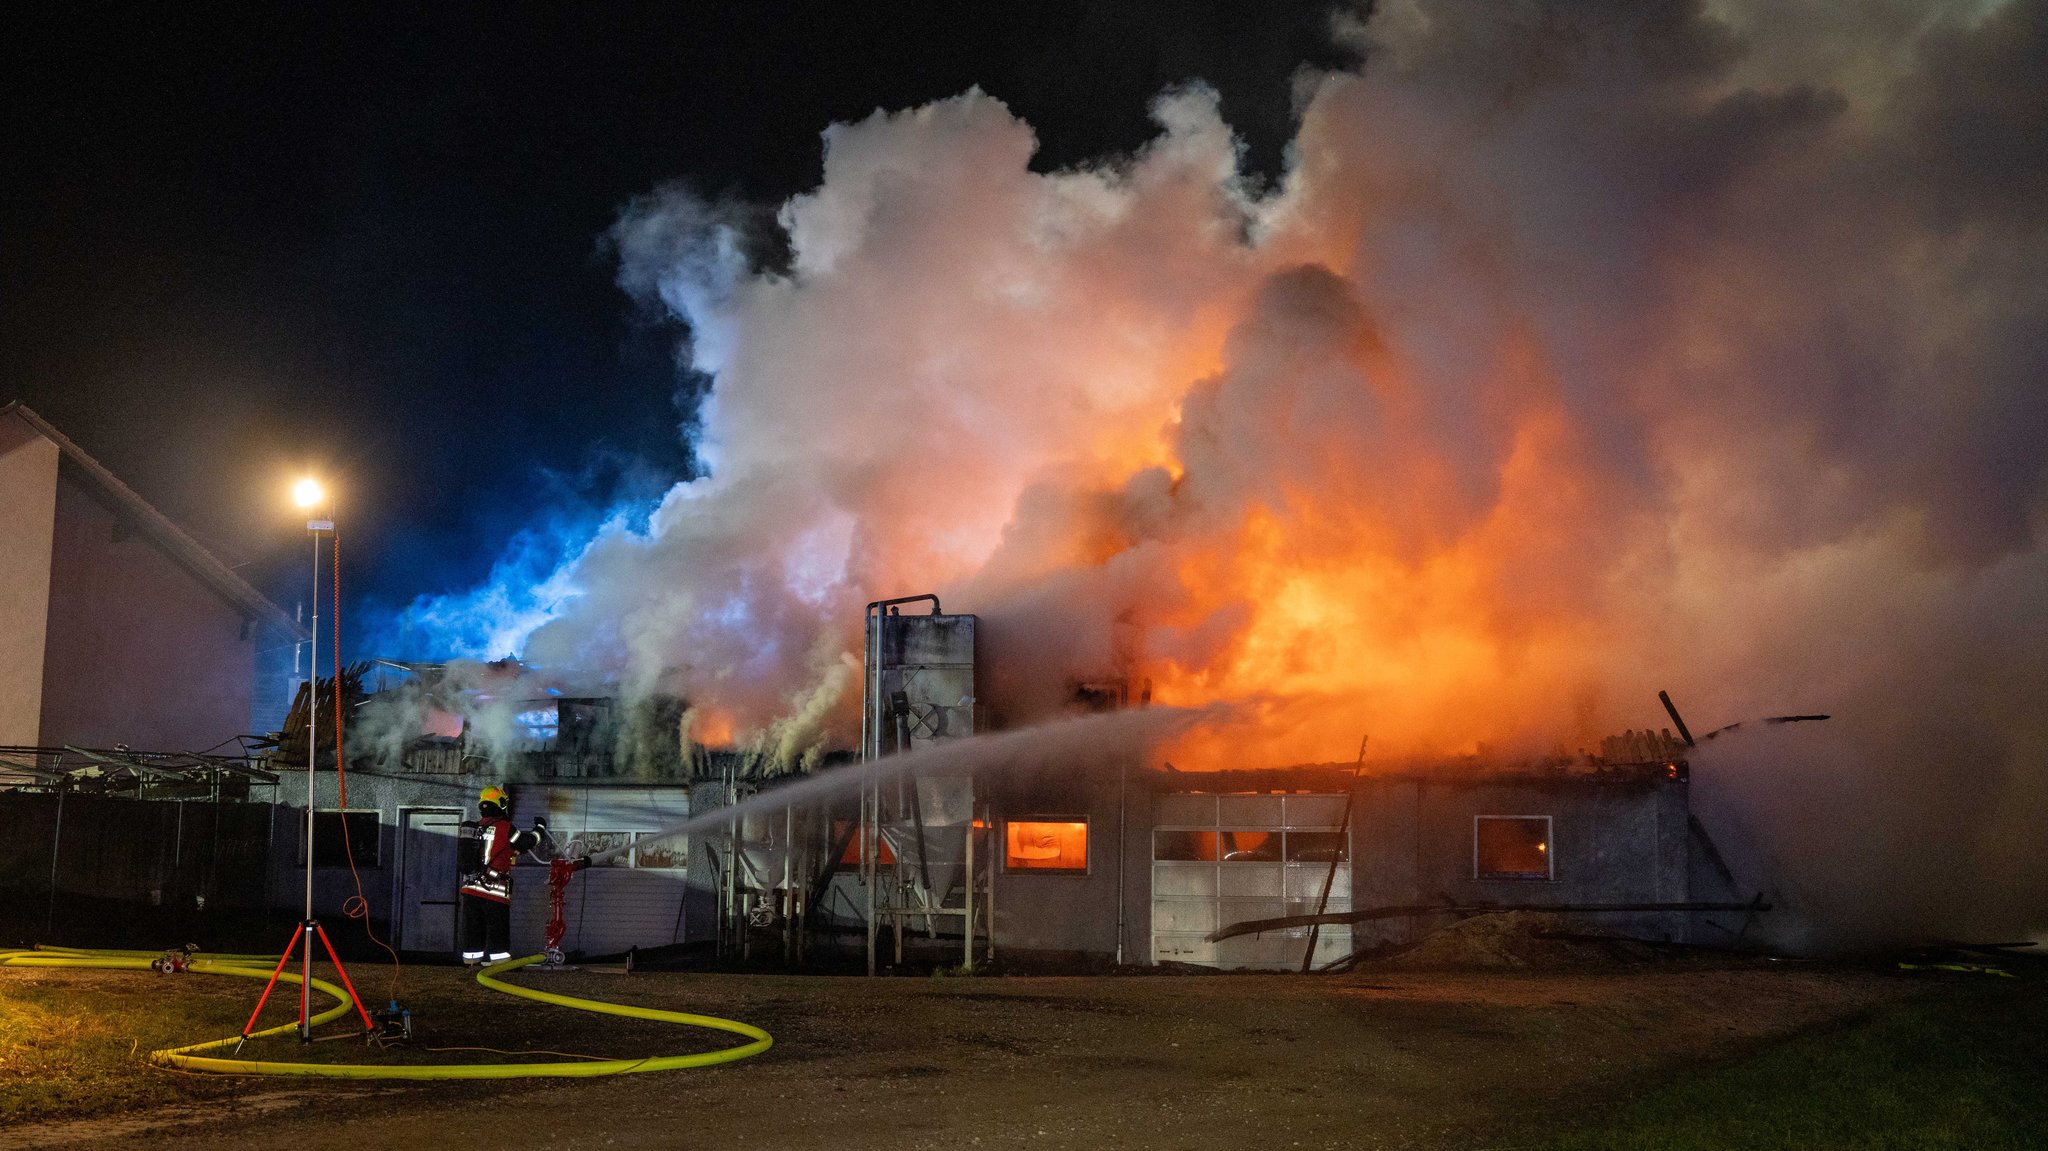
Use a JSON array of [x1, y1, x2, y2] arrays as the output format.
[[1472, 814, 1554, 881], [1001, 815, 1091, 876], [304, 808, 382, 868], [630, 830, 687, 871]]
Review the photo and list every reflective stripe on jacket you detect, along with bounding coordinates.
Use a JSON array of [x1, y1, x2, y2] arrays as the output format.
[[459, 817, 537, 904]]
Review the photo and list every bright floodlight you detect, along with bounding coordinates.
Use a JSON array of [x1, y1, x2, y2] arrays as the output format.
[[292, 477, 325, 508]]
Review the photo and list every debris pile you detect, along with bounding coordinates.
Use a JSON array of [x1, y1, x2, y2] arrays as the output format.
[[1372, 912, 1682, 970]]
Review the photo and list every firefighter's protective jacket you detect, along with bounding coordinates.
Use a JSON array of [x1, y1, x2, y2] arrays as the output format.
[[460, 816, 539, 904]]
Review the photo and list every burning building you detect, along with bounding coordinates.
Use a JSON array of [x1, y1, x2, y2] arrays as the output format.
[[363, 3, 2048, 954], [253, 596, 1755, 972], [696, 599, 1754, 972]]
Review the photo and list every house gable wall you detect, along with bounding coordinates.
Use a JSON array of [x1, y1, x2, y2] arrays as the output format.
[[0, 419, 59, 745], [38, 464, 255, 751]]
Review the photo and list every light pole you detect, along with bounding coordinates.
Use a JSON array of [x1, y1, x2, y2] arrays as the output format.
[[295, 479, 329, 1040], [236, 478, 371, 1049]]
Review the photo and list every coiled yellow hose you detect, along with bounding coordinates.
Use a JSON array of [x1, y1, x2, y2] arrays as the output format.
[[0, 947, 771, 1079]]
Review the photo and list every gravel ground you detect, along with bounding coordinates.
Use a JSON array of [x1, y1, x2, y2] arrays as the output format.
[[2, 959, 1914, 1151]]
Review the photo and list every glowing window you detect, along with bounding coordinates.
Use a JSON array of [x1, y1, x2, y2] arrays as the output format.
[[1474, 816, 1552, 880], [1218, 830, 1278, 861], [1005, 819, 1088, 874]]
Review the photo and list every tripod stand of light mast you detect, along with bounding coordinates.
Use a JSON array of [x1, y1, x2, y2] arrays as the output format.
[[233, 480, 372, 1049]]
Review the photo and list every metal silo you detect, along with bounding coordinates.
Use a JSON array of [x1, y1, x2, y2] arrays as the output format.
[[859, 595, 992, 974]]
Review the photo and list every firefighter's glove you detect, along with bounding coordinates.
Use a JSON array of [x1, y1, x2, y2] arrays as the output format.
[[532, 816, 549, 834]]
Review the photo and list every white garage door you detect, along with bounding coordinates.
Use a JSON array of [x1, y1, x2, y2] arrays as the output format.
[[1152, 794, 1352, 970]]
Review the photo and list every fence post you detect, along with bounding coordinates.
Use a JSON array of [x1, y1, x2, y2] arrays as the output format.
[[45, 787, 65, 938]]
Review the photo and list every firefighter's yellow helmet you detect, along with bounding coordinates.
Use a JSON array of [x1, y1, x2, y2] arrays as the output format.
[[478, 786, 509, 809]]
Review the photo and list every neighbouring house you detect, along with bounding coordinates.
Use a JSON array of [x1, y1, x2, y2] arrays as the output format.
[[0, 402, 303, 753], [0, 402, 301, 939]]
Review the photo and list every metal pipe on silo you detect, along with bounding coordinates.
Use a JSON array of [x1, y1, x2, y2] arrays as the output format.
[[858, 594, 942, 976]]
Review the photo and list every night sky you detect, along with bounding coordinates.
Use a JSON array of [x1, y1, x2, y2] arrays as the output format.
[[3, 1, 1346, 643]]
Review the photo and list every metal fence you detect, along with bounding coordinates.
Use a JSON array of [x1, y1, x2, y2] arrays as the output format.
[[0, 793, 275, 941]]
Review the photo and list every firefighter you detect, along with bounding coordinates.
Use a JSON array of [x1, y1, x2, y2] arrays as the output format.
[[457, 785, 547, 964]]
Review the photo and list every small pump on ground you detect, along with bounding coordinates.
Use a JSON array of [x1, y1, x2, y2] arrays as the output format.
[[151, 943, 199, 974], [369, 999, 413, 1047]]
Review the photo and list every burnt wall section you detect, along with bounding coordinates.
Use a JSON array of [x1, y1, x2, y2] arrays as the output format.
[[38, 462, 255, 752], [682, 781, 729, 946]]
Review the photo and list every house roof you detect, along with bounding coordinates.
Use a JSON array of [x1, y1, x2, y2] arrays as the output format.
[[2, 401, 306, 641], [0, 743, 279, 791], [1144, 758, 1683, 791]]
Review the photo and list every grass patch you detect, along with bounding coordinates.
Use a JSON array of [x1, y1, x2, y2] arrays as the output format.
[[1513, 975, 2048, 1151], [1, 961, 737, 1129], [0, 970, 249, 1125]]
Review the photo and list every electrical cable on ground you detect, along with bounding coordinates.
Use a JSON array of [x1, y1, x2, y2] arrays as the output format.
[[0, 948, 772, 1079], [328, 527, 405, 1004], [424, 1046, 610, 1060]]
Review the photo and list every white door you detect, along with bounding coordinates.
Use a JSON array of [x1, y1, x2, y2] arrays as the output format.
[[398, 808, 464, 952]]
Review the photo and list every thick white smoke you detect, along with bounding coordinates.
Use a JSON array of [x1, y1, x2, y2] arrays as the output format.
[[385, 0, 2047, 944]]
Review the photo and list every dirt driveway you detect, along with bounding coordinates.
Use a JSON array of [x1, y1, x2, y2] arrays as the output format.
[[6, 962, 1909, 1151]]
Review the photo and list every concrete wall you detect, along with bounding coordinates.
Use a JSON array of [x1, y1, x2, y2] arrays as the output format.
[[38, 465, 255, 751], [1351, 778, 1423, 941], [1351, 775, 1691, 947], [983, 769, 1690, 965], [960, 768, 1694, 966], [520, 765, 1695, 968], [0, 420, 59, 745], [983, 760, 1148, 960], [797, 762, 1149, 965], [1685, 807, 1761, 944]]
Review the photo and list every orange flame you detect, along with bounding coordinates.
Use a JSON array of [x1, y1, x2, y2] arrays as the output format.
[[1131, 336, 1644, 769]]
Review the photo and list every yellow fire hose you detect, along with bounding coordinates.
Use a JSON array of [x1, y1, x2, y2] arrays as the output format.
[[0, 947, 771, 1079]]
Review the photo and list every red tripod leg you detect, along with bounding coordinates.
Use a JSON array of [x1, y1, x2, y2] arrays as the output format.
[[313, 921, 376, 1032], [239, 922, 306, 1040]]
